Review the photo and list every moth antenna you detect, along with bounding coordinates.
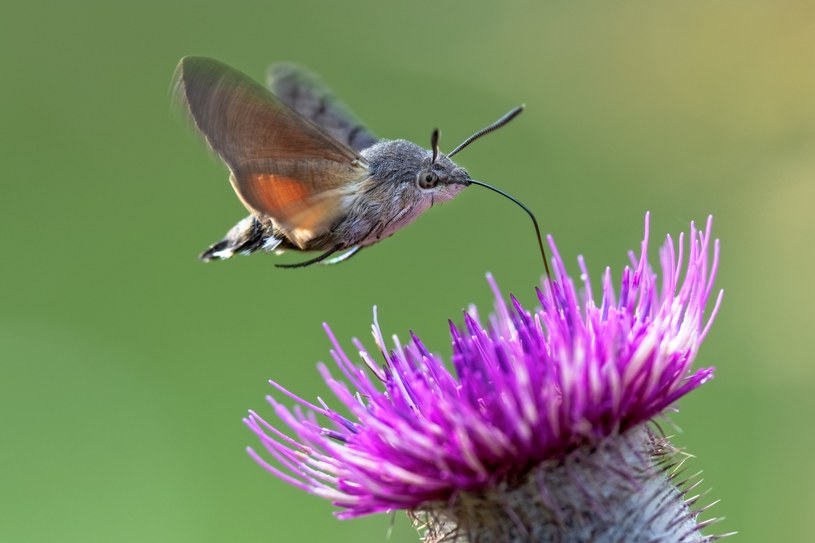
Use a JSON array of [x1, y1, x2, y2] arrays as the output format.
[[468, 179, 551, 279], [448, 105, 524, 158], [430, 128, 441, 164]]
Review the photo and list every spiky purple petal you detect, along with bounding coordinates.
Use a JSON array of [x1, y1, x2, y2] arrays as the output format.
[[245, 213, 722, 518]]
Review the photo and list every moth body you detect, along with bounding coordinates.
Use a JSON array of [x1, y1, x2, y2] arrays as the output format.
[[200, 138, 470, 262]]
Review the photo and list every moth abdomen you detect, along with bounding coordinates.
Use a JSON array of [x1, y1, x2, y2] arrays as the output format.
[[200, 216, 292, 261]]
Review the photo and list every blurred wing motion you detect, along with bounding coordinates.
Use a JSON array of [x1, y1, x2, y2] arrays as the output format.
[[175, 56, 369, 247], [269, 63, 378, 153]]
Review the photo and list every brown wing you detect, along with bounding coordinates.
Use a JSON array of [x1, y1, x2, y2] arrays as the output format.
[[175, 56, 368, 246], [268, 63, 379, 152]]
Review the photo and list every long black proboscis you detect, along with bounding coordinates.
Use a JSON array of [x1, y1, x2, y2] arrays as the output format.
[[469, 179, 552, 279], [447, 105, 525, 158]]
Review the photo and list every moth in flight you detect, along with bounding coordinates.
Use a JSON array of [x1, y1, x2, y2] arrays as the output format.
[[175, 56, 549, 274]]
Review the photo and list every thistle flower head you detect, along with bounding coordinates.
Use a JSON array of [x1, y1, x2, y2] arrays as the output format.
[[245, 213, 722, 525]]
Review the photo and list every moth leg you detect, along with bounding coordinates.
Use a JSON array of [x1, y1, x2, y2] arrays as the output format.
[[275, 246, 343, 269], [320, 246, 362, 266]]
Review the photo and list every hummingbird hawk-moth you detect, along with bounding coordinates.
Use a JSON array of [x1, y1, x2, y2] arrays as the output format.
[[175, 56, 550, 274]]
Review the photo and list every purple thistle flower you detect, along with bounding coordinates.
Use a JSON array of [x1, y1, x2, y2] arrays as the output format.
[[245, 213, 724, 540]]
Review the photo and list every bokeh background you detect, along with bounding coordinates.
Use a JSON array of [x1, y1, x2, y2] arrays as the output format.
[[2, 1, 813, 541]]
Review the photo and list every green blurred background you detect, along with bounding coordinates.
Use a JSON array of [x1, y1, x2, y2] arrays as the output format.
[[1, 1, 812, 541]]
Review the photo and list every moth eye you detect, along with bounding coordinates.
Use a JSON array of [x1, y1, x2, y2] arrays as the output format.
[[418, 171, 439, 189]]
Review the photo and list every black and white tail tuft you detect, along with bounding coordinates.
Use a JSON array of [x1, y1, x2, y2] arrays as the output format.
[[200, 216, 283, 261]]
